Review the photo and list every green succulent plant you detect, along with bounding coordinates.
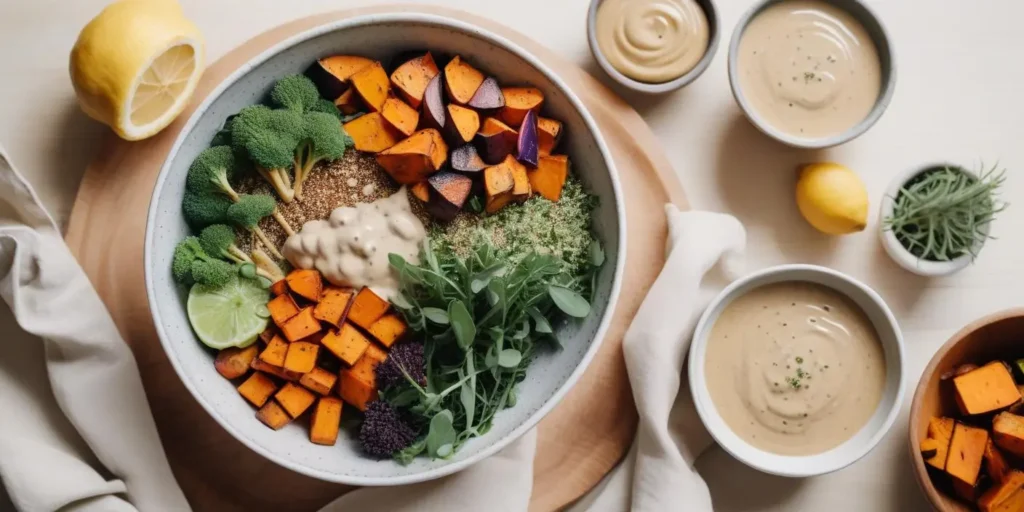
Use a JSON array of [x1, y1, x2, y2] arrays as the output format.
[[883, 164, 1007, 262]]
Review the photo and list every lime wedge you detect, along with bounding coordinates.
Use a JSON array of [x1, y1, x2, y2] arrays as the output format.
[[187, 276, 269, 349]]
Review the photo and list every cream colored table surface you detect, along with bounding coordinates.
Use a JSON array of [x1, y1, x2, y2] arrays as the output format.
[[3, 0, 1022, 510]]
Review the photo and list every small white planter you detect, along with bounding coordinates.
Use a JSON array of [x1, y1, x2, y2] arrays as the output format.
[[878, 163, 987, 277]]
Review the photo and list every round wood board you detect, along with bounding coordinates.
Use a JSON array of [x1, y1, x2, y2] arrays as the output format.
[[64, 5, 688, 511]]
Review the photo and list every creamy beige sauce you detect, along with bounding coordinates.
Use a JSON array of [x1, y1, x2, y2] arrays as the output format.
[[283, 188, 425, 298], [595, 0, 709, 83], [736, 0, 881, 139], [704, 282, 886, 455]]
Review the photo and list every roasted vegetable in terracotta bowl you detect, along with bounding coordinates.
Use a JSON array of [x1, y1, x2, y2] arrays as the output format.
[[909, 308, 1024, 511], [144, 13, 623, 486]]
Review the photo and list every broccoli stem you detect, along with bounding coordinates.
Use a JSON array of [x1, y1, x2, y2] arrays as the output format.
[[226, 244, 253, 264], [272, 209, 296, 236], [252, 248, 286, 282], [256, 166, 295, 204], [251, 226, 283, 260], [293, 145, 315, 201], [215, 173, 242, 202]]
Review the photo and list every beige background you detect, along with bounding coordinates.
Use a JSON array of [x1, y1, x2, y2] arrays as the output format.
[[2, 0, 1022, 510]]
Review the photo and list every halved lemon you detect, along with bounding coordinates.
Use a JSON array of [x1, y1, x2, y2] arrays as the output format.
[[70, 0, 205, 141]]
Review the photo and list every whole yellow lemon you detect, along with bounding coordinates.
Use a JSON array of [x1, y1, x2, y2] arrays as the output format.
[[795, 163, 869, 235]]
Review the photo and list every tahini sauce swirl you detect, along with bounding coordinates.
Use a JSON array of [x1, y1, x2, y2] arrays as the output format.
[[595, 0, 709, 83]]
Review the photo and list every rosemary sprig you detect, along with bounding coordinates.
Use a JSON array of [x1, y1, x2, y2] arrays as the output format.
[[884, 164, 1006, 262]]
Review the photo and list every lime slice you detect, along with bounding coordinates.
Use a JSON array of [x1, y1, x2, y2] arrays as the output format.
[[187, 276, 269, 349]]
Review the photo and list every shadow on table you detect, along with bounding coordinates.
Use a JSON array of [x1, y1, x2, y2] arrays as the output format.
[[695, 447, 806, 509]]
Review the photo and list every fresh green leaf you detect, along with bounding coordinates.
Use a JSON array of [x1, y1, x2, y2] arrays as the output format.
[[548, 285, 591, 318], [527, 307, 553, 334], [426, 410, 456, 458], [498, 349, 522, 368], [588, 240, 605, 267], [449, 300, 476, 351], [422, 307, 450, 325], [513, 318, 529, 340], [461, 357, 476, 431], [388, 387, 421, 407], [394, 438, 427, 465], [390, 292, 413, 309], [467, 195, 484, 214]]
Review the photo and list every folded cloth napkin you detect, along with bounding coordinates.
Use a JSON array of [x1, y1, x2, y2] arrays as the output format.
[[0, 147, 188, 512], [321, 205, 746, 512]]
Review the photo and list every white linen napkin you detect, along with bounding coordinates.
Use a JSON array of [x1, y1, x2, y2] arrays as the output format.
[[321, 205, 746, 511], [0, 147, 189, 512]]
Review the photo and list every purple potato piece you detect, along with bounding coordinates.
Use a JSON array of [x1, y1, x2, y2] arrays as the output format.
[[422, 73, 446, 130], [516, 109, 539, 168], [468, 77, 505, 111], [475, 131, 516, 165], [426, 171, 473, 221], [450, 144, 488, 174]]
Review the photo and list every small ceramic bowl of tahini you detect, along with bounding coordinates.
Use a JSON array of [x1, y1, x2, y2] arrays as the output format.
[[689, 264, 905, 477]]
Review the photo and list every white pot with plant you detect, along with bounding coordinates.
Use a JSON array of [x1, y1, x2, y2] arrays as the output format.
[[880, 163, 1007, 276]]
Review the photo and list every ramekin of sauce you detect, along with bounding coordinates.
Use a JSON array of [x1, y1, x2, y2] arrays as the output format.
[[588, 0, 720, 93], [728, 0, 896, 148]]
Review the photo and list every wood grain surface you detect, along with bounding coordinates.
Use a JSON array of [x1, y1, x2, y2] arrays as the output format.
[[63, 5, 687, 511]]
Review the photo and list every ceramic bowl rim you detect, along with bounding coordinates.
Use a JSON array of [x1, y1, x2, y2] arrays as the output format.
[[688, 264, 905, 477], [585, 0, 721, 94], [143, 12, 626, 486], [726, 0, 897, 149], [878, 162, 987, 277]]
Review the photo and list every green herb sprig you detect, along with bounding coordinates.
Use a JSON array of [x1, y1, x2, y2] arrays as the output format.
[[384, 240, 601, 463], [884, 164, 1007, 262]]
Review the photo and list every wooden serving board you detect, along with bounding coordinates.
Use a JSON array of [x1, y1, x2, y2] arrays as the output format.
[[64, 5, 688, 511]]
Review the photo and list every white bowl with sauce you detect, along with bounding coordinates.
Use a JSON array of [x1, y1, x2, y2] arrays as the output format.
[[727, 0, 896, 148], [688, 264, 905, 477], [587, 0, 720, 93]]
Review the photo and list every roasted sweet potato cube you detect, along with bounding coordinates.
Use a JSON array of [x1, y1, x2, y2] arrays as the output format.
[[256, 400, 292, 430], [267, 293, 300, 328], [475, 117, 518, 165], [237, 372, 278, 407], [270, 279, 289, 297], [954, 361, 1021, 415], [443, 55, 485, 105], [300, 367, 338, 396], [509, 157, 531, 201], [947, 422, 989, 488], [215, 344, 259, 380], [286, 269, 322, 303], [993, 412, 1024, 458], [376, 129, 446, 184], [484, 155, 516, 213], [381, 97, 420, 137], [334, 88, 362, 115], [284, 341, 319, 374], [339, 366, 377, 411], [347, 288, 390, 330], [281, 307, 321, 342], [350, 61, 390, 112], [537, 117, 563, 156], [498, 87, 544, 128], [306, 54, 373, 99], [985, 439, 1013, 484], [313, 287, 354, 327], [259, 335, 289, 367], [368, 314, 407, 348], [321, 324, 371, 365], [250, 357, 301, 381], [979, 470, 1024, 512], [426, 171, 472, 221], [529, 154, 569, 202], [344, 112, 402, 153], [310, 397, 344, 446], [445, 104, 481, 144], [364, 343, 388, 364], [922, 417, 955, 471], [410, 181, 430, 203], [390, 52, 440, 109], [275, 382, 317, 418], [258, 327, 278, 345]]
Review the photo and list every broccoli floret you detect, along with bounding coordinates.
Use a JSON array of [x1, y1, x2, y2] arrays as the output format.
[[199, 224, 251, 264], [309, 98, 342, 119], [270, 74, 321, 112], [186, 146, 242, 200], [230, 105, 302, 203], [360, 401, 417, 458], [171, 236, 235, 287], [182, 190, 232, 229], [226, 194, 276, 228], [293, 111, 348, 200], [375, 341, 426, 389]]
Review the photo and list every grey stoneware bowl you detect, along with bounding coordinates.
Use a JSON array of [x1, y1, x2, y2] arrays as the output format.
[[727, 0, 896, 148], [586, 0, 720, 93], [144, 13, 625, 486]]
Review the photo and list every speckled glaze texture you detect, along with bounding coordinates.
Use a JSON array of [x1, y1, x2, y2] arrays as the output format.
[[143, 14, 624, 486]]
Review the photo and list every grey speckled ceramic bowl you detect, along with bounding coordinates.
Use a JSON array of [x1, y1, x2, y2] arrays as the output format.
[[144, 13, 624, 486], [727, 0, 896, 148], [587, 0, 720, 93]]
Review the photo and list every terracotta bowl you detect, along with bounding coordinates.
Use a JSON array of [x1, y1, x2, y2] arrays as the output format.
[[908, 308, 1024, 511]]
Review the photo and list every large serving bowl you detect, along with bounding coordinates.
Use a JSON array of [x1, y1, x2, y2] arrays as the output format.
[[144, 13, 624, 485], [908, 309, 1024, 511], [688, 264, 905, 477]]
